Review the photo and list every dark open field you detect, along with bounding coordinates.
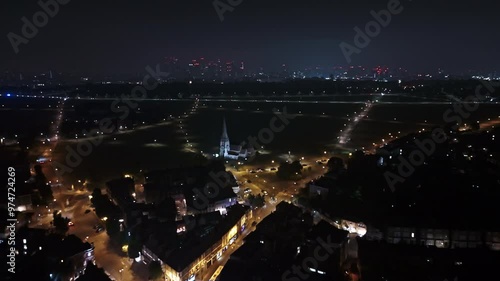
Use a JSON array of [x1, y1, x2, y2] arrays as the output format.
[[3, 96, 500, 184], [0, 97, 61, 139]]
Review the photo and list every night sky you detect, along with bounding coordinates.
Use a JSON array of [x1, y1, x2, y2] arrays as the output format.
[[1, 0, 499, 74]]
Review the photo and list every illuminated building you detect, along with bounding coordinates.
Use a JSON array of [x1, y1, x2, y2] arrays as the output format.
[[142, 205, 251, 281], [224, 61, 233, 79]]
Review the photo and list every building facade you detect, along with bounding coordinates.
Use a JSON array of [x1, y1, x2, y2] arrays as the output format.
[[142, 206, 252, 281], [386, 226, 500, 250]]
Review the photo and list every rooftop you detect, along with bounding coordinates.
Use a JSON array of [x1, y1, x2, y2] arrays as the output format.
[[150, 204, 248, 272]]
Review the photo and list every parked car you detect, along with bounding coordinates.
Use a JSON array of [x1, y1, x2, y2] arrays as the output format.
[[36, 157, 51, 164]]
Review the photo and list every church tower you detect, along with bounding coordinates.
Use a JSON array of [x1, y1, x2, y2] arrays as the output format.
[[220, 117, 230, 158]]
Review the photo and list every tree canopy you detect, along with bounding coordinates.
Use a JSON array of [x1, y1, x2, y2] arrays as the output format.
[[52, 211, 70, 234], [276, 160, 303, 180]]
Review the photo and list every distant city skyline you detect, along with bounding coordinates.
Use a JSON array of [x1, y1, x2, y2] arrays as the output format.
[[1, 60, 499, 86], [2, 0, 500, 75]]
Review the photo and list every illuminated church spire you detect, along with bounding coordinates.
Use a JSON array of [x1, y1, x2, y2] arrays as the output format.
[[220, 117, 230, 157], [222, 117, 229, 139]]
